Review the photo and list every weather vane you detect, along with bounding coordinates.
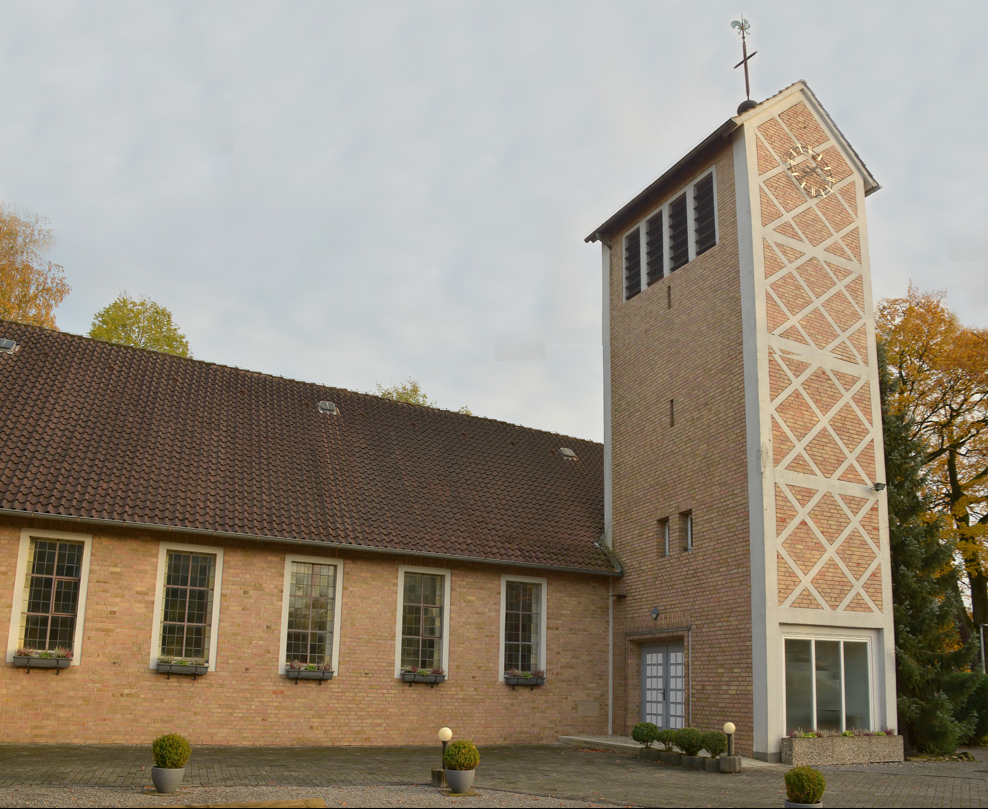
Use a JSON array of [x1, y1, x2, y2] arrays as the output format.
[[732, 16, 757, 108]]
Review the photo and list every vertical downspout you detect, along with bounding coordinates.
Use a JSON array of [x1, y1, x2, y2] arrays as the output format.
[[688, 626, 693, 727], [608, 578, 614, 735]]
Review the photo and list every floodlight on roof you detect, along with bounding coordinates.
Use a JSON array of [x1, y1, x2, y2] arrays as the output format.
[[317, 401, 338, 415]]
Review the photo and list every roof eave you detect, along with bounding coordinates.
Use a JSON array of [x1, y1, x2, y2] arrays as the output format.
[[585, 119, 739, 244]]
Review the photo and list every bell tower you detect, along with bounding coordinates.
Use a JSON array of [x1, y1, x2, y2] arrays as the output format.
[[588, 80, 897, 760]]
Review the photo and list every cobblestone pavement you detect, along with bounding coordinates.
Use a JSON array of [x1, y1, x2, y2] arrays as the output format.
[[1, 742, 986, 807]]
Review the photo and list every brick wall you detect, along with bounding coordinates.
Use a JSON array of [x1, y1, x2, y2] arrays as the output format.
[[607, 144, 756, 753], [0, 516, 611, 745]]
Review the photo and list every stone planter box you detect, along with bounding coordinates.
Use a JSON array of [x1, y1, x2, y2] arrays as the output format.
[[719, 754, 742, 773], [400, 672, 445, 687], [704, 757, 720, 772], [638, 748, 660, 761], [157, 662, 208, 680], [681, 754, 702, 769], [286, 669, 334, 684], [504, 675, 546, 689], [12, 656, 71, 674], [781, 735, 903, 766]]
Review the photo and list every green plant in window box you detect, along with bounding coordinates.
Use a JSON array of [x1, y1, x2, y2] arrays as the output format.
[[504, 668, 546, 688], [285, 658, 334, 684], [400, 665, 446, 685], [12, 646, 72, 673], [156, 656, 208, 679]]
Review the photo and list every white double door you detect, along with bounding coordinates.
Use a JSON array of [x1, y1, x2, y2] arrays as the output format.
[[641, 642, 685, 729]]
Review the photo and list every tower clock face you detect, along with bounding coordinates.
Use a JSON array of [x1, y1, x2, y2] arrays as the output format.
[[787, 145, 834, 198]]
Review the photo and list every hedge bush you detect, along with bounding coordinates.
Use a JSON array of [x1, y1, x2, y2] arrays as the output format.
[[151, 734, 191, 769], [785, 766, 826, 804], [701, 730, 728, 758], [674, 727, 704, 757], [443, 740, 480, 771], [656, 728, 677, 752], [631, 722, 659, 748]]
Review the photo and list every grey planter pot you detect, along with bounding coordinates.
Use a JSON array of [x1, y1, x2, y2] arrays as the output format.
[[638, 748, 660, 761], [681, 755, 698, 769], [784, 801, 822, 809], [444, 768, 475, 794], [286, 669, 334, 684], [157, 663, 208, 680], [400, 672, 445, 687], [704, 757, 720, 772], [151, 766, 185, 794], [12, 656, 71, 674], [667, 752, 682, 766], [504, 676, 546, 689], [719, 754, 742, 773]]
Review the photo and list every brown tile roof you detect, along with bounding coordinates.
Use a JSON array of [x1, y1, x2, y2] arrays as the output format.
[[0, 320, 615, 575]]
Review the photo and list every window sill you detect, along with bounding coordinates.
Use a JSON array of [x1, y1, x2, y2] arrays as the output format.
[[12, 656, 72, 674], [400, 672, 445, 687], [286, 669, 334, 685], [157, 663, 208, 680]]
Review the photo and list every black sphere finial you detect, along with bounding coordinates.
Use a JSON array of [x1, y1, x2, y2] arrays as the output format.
[[737, 99, 759, 115]]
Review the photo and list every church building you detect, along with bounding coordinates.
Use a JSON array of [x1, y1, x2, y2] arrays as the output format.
[[1, 80, 895, 762]]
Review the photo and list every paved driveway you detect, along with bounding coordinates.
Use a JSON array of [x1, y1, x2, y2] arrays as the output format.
[[0, 742, 986, 807]]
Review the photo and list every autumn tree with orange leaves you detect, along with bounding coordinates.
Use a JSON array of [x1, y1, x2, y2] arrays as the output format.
[[877, 285, 988, 629], [0, 205, 70, 328]]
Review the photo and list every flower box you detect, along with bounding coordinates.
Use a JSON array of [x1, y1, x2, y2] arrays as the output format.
[[400, 672, 445, 686], [286, 669, 334, 684], [12, 655, 72, 674], [780, 734, 903, 766], [157, 662, 208, 680], [504, 675, 546, 689]]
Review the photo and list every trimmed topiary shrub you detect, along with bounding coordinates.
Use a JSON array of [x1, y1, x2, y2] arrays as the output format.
[[701, 730, 728, 759], [151, 734, 191, 769], [443, 740, 480, 771], [656, 728, 677, 752], [632, 722, 660, 748], [674, 727, 704, 757], [785, 766, 826, 804]]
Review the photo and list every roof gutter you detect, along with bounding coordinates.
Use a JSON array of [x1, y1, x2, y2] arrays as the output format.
[[0, 507, 623, 578]]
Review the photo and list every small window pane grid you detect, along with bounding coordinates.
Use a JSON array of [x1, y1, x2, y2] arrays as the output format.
[[622, 171, 716, 301], [286, 561, 336, 666], [503, 581, 541, 673], [160, 551, 216, 660], [785, 638, 871, 734], [641, 644, 685, 729], [401, 572, 444, 670], [624, 228, 642, 299], [20, 539, 83, 651]]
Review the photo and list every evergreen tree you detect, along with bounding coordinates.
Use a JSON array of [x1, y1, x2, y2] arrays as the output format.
[[880, 341, 982, 753]]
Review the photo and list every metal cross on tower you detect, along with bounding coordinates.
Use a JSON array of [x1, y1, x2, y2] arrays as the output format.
[[732, 17, 757, 103]]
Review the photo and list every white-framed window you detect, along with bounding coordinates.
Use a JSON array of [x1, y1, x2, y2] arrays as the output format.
[[278, 555, 344, 675], [658, 519, 671, 558], [394, 565, 450, 678], [783, 633, 874, 733], [624, 168, 717, 300], [6, 528, 93, 665], [149, 542, 224, 671], [499, 574, 548, 680], [681, 511, 693, 552]]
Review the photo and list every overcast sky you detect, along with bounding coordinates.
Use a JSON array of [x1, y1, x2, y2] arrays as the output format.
[[1, 1, 984, 442]]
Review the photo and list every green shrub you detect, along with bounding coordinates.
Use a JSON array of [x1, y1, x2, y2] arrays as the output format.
[[785, 766, 826, 804], [656, 728, 677, 752], [152, 734, 191, 769], [631, 722, 659, 748], [674, 727, 704, 757], [443, 740, 480, 771], [701, 730, 727, 758]]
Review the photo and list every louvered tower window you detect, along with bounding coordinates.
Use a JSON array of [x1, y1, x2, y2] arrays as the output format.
[[668, 193, 689, 272], [693, 173, 716, 256], [645, 211, 664, 286], [624, 227, 642, 299]]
